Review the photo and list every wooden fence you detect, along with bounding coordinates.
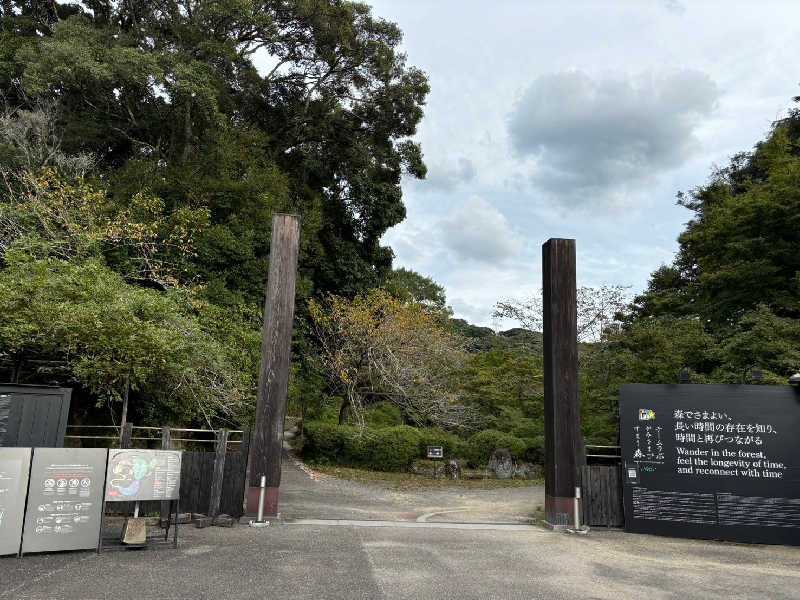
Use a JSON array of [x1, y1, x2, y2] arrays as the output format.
[[579, 465, 624, 527], [65, 424, 250, 519]]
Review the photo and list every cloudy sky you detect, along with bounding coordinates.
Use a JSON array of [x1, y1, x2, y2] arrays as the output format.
[[367, 0, 800, 327]]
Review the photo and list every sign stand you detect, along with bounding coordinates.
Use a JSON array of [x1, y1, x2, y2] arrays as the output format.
[[99, 499, 178, 552], [427, 446, 443, 479]]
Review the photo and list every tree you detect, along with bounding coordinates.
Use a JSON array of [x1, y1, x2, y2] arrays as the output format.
[[632, 111, 800, 329], [308, 289, 478, 431], [494, 285, 630, 343], [382, 267, 449, 313], [2, 0, 429, 302]]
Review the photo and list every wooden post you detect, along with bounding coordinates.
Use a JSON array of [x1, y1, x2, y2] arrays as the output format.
[[542, 238, 585, 527], [246, 214, 301, 517], [160, 427, 171, 525], [208, 428, 228, 518], [120, 422, 133, 449]]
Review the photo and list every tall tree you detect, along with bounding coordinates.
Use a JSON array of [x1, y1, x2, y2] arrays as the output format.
[[1, 0, 429, 302]]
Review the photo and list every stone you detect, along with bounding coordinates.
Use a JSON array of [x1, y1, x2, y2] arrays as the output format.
[[286, 424, 299, 435], [213, 513, 235, 527], [513, 462, 544, 480], [443, 459, 461, 480], [194, 517, 213, 529], [283, 430, 296, 440], [488, 448, 514, 479], [177, 512, 193, 524]]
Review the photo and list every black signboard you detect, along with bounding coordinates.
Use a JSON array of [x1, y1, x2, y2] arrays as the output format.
[[22, 448, 107, 554], [427, 446, 444, 459], [105, 450, 182, 502], [0, 447, 32, 556], [620, 384, 800, 545]]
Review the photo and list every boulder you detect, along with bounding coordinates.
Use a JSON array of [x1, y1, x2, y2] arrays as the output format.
[[283, 430, 296, 440], [213, 513, 235, 528], [513, 462, 543, 480], [488, 448, 514, 479], [443, 459, 461, 480]]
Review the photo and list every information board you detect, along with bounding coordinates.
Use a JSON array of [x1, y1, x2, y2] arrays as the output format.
[[620, 384, 800, 545], [427, 446, 444, 459], [0, 447, 31, 556], [105, 450, 182, 502], [21, 448, 107, 554]]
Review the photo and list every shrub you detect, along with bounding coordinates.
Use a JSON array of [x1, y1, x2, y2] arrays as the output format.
[[365, 402, 403, 427], [368, 426, 423, 471], [520, 435, 545, 464], [302, 421, 350, 464], [466, 429, 527, 468]]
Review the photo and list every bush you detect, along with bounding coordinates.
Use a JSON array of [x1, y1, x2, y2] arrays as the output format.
[[369, 426, 423, 471], [520, 435, 545, 464], [466, 429, 527, 468], [302, 421, 424, 471], [365, 402, 403, 427], [302, 421, 350, 464]]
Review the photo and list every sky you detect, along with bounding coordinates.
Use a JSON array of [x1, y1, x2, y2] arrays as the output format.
[[365, 0, 800, 327]]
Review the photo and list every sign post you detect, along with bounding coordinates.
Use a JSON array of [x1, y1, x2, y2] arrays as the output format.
[[427, 446, 443, 479], [620, 384, 800, 545]]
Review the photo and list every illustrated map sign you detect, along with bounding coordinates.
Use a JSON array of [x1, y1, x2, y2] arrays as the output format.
[[105, 450, 181, 502], [427, 446, 443, 459], [620, 384, 800, 546], [0, 447, 31, 556], [21, 448, 107, 554]]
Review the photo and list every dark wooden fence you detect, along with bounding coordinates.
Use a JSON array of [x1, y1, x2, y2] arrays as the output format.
[[579, 464, 624, 527], [65, 425, 250, 519]]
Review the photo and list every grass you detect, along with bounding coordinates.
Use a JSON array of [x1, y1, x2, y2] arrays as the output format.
[[310, 464, 544, 490]]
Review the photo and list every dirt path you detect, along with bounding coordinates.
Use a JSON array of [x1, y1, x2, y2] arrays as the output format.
[[278, 453, 544, 523]]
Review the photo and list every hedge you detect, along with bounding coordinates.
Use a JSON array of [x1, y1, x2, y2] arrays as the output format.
[[302, 422, 423, 471], [466, 429, 527, 468], [302, 422, 541, 472]]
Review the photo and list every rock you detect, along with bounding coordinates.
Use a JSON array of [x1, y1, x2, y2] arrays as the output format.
[[286, 424, 299, 435], [213, 513, 235, 527], [513, 461, 544, 480], [488, 448, 514, 479], [283, 430, 296, 440], [177, 512, 192, 524], [194, 516, 213, 529], [443, 459, 461, 480]]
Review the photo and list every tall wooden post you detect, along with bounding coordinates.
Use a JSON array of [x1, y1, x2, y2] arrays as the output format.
[[542, 238, 585, 527], [246, 214, 301, 517]]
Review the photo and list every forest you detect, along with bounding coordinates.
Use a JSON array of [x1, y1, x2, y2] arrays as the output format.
[[2, 1, 800, 471]]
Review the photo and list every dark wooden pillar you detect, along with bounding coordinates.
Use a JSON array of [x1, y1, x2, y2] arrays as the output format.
[[542, 238, 585, 527], [246, 214, 301, 517]]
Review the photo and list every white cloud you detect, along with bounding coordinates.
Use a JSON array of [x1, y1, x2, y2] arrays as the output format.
[[509, 70, 719, 207], [439, 197, 523, 263]]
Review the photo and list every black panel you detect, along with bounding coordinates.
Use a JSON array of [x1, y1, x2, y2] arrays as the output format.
[[620, 384, 800, 545], [0, 386, 72, 447]]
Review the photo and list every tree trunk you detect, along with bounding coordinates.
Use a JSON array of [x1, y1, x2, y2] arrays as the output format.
[[338, 400, 350, 425]]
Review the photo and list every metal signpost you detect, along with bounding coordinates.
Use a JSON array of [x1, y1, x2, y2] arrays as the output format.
[[620, 384, 800, 545], [0, 447, 32, 556], [21, 448, 107, 555], [427, 446, 444, 479]]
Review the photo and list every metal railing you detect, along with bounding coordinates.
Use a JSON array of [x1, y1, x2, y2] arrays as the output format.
[[65, 424, 247, 449], [585, 444, 621, 462]]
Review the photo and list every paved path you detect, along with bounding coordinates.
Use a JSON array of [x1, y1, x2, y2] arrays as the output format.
[[2, 521, 799, 599], [2, 457, 800, 599], [279, 453, 544, 524]]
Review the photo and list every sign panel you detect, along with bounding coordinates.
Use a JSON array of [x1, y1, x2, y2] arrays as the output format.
[[0, 447, 31, 556], [22, 448, 107, 554], [621, 384, 800, 545], [105, 450, 182, 502], [427, 446, 444, 459]]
